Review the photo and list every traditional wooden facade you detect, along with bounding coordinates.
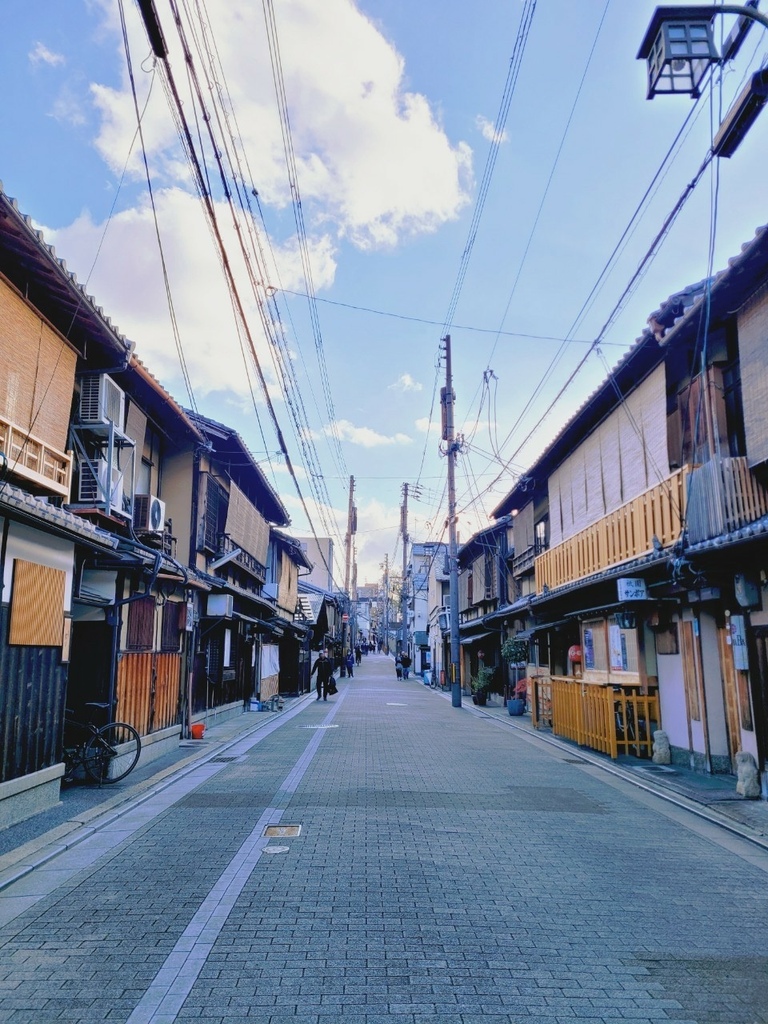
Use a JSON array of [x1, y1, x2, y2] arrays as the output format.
[[493, 225, 768, 792]]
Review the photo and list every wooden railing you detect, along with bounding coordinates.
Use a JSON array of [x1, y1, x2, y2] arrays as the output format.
[[686, 456, 768, 544], [549, 676, 659, 759], [0, 414, 72, 498], [535, 470, 686, 592]]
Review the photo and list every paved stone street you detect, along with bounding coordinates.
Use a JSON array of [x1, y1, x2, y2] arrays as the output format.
[[1, 652, 768, 1024]]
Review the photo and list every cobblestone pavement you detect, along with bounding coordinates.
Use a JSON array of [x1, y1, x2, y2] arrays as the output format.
[[1, 653, 768, 1024]]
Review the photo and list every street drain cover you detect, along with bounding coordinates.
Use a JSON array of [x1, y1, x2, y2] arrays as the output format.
[[263, 846, 290, 854], [387, 702, 408, 706], [210, 756, 241, 763], [302, 724, 339, 729], [263, 824, 301, 837]]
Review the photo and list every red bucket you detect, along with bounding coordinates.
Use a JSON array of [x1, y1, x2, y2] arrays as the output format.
[[190, 723, 206, 740]]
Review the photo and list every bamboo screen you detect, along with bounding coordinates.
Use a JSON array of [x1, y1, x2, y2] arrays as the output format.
[[9, 559, 66, 646], [225, 482, 269, 565], [0, 280, 77, 452], [279, 552, 298, 615], [548, 365, 667, 547], [737, 282, 768, 469]]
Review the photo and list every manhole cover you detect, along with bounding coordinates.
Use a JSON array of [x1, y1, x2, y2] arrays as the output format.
[[263, 824, 302, 838], [386, 702, 408, 706], [263, 846, 290, 854], [636, 764, 677, 774]]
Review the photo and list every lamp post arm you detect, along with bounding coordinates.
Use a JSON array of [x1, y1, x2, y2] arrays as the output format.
[[709, 4, 768, 33]]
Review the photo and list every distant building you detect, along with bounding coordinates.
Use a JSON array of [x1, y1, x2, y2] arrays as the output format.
[[294, 536, 335, 592]]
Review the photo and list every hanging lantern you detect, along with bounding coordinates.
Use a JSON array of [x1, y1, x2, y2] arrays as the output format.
[[637, 8, 719, 99]]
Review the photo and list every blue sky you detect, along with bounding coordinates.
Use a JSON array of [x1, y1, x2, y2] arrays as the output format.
[[2, 0, 768, 586]]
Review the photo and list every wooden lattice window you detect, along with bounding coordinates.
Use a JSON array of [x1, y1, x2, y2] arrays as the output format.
[[9, 559, 65, 646], [161, 601, 183, 652], [126, 596, 155, 651]]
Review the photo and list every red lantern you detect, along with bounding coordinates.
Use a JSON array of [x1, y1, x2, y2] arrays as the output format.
[[568, 645, 582, 663]]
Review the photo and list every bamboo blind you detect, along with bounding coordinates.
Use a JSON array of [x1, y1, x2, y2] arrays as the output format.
[[738, 282, 768, 469], [225, 482, 269, 565], [548, 365, 667, 547], [0, 278, 77, 452], [9, 559, 66, 647]]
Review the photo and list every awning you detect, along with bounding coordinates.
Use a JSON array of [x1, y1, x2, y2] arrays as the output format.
[[459, 630, 494, 646]]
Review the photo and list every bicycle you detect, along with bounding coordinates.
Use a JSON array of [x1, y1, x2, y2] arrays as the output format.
[[63, 703, 141, 784]]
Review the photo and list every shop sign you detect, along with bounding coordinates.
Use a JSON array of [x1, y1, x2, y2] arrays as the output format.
[[729, 614, 749, 670], [617, 577, 647, 602]]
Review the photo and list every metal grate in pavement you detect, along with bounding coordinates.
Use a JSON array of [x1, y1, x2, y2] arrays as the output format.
[[263, 824, 301, 837]]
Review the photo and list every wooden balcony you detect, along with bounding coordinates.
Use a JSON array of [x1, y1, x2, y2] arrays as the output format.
[[685, 456, 768, 544], [535, 469, 686, 592], [0, 414, 72, 498]]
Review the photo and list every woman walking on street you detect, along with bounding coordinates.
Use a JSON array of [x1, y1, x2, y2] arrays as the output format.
[[345, 651, 355, 678]]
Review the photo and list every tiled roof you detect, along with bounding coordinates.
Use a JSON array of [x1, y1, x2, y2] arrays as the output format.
[[0, 482, 119, 548]]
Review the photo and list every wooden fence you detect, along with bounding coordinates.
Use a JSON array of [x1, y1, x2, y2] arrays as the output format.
[[535, 676, 659, 759]]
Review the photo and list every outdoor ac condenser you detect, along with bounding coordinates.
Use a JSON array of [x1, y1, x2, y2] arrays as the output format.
[[133, 494, 166, 534], [79, 375, 125, 426]]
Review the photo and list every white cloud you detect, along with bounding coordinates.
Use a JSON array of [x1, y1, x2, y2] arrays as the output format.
[[388, 373, 422, 393], [89, 0, 472, 251], [29, 42, 65, 68], [44, 188, 329, 404], [476, 115, 508, 145], [325, 420, 412, 448], [415, 416, 441, 435]]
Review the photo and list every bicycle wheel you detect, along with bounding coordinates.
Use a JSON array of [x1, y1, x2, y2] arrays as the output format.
[[83, 722, 141, 783]]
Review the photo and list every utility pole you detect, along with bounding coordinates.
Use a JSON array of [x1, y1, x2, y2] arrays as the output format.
[[342, 475, 356, 662], [400, 483, 409, 655], [441, 335, 462, 708], [383, 553, 390, 654]]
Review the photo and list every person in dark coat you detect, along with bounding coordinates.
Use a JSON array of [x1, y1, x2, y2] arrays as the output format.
[[345, 651, 355, 678], [310, 649, 334, 700], [395, 655, 403, 679]]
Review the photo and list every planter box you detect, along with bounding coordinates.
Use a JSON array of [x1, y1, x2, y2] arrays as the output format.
[[507, 698, 525, 716]]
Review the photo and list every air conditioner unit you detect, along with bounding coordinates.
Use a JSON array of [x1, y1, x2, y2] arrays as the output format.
[[78, 457, 124, 511], [133, 494, 166, 534], [79, 375, 125, 426], [207, 593, 234, 618]]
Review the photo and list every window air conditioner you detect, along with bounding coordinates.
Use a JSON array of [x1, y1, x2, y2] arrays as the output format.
[[133, 494, 166, 534], [78, 457, 124, 511], [79, 375, 125, 426]]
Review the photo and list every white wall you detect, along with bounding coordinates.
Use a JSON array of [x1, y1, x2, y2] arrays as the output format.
[[2, 520, 75, 612]]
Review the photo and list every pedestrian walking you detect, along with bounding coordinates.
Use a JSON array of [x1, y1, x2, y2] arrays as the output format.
[[355, 644, 362, 665], [345, 651, 355, 678], [395, 654, 403, 679], [400, 652, 412, 679], [310, 649, 334, 700]]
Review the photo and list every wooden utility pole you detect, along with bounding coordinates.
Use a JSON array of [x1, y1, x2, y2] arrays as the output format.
[[400, 483, 409, 655], [441, 335, 462, 707], [383, 553, 390, 653], [342, 475, 356, 660]]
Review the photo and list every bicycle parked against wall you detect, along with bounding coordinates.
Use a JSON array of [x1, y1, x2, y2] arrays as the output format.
[[63, 703, 141, 784]]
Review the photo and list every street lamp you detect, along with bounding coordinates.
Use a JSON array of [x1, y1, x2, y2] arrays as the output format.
[[638, 5, 768, 153], [638, 8, 718, 98]]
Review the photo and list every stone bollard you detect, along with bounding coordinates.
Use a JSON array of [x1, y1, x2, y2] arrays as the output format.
[[652, 730, 671, 765], [735, 751, 761, 799]]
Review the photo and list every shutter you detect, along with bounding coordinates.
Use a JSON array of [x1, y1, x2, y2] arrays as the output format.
[[9, 559, 66, 646]]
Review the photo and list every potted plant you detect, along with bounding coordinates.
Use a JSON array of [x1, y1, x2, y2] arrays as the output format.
[[470, 665, 493, 706], [507, 677, 527, 716], [501, 636, 529, 715]]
